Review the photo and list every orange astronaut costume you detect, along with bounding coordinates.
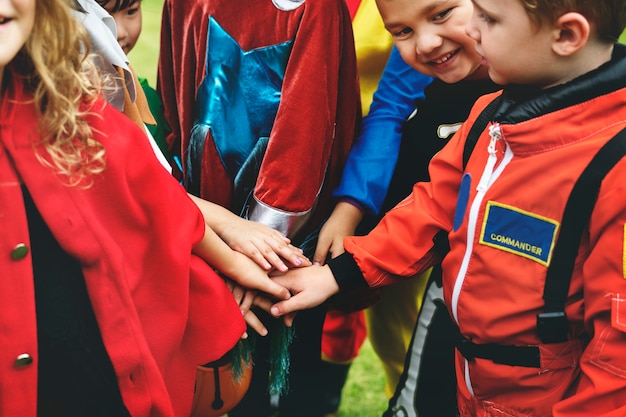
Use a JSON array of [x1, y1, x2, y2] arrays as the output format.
[[335, 45, 626, 416]]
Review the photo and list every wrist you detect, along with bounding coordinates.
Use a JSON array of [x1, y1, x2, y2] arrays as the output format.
[[333, 200, 365, 230]]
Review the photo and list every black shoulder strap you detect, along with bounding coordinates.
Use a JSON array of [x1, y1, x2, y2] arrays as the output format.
[[538, 127, 626, 343], [462, 95, 501, 168], [433, 95, 501, 255]]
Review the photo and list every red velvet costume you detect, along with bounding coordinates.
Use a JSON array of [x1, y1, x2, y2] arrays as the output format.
[[158, 2, 360, 413], [158, 0, 360, 242], [0, 76, 245, 417]]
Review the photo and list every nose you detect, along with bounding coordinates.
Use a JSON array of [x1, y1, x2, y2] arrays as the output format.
[[415, 27, 443, 56], [465, 13, 480, 42], [114, 16, 127, 43]]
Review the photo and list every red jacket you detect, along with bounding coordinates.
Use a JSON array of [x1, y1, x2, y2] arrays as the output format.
[[0, 77, 245, 417], [344, 47, 626, 416]]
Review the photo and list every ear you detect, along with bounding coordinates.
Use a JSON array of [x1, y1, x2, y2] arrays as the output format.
[[552, 12, 590, 56]]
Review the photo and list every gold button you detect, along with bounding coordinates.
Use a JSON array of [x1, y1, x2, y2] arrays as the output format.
[[14, 353, 33, 367], [11, 243, 29, 260]]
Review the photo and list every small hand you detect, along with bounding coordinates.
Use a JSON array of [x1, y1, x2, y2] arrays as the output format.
[[269, 265, 339, 325], [221, 217, 311, 272], [312, 202, 362, 265], [225, 279, 268, 338]]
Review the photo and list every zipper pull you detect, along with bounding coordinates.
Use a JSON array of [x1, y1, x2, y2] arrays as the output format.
[[477, 123, 502, 192]]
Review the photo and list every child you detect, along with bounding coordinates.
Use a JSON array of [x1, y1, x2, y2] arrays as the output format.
[[0, 1, 293, 416], [270, 0, 626, 415], [158, 0, 360, 415], [94, 0, 171, 161], [315, 0, 497, 412]]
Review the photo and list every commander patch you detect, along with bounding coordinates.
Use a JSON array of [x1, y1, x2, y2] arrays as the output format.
[[479, 201, 558, 266]]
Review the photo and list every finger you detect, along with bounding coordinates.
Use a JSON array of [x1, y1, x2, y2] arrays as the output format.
[[328, 240, 346, 260], [282, 312, 297, 327], [252, 295, 275, 314], [244, 310, 268, 336], [257, 245, 289, 272], [268, 241, 310, 268], [271, 296, 312, 317], [244, 245, 273, 271], [239, 290, 256, 313], [253, 277, 291, 301], [232, 284, 246, 305], [312, 236, 331, 266]]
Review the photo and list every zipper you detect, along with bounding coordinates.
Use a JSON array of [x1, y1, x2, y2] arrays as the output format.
[[450, 123, 513, 396]]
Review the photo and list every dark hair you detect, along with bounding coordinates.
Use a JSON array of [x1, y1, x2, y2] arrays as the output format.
[[95, 0, 140, 13], [521, 0, 626, 43]]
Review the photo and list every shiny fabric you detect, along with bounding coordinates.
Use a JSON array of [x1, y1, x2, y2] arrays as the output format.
[[159, 0, 360, 241], [190, 17, 292, 189]]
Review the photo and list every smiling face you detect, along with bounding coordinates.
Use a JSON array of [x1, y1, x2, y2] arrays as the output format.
[[100, 0, 142, 54], [0, 0, 36, 83], [376, 0, 488, 83]]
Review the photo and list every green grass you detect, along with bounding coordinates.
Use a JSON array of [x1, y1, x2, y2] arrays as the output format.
[[127, 0, 165, 87], [336, 338, 389, 416]]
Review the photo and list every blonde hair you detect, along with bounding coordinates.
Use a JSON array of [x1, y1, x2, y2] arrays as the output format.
[[11, 0, 106, 186]]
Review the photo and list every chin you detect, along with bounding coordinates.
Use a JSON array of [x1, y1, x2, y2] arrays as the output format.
[[438, 70, 472, 85]]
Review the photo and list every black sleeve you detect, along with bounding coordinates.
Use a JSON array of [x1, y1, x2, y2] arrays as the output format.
[[327, 252, 369, 290]]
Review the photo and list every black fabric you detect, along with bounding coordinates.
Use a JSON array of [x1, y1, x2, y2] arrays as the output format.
[[494, 44, 626, 124], [413, 270, 458, 417], [462, 96, 501, 168], [359, 78, 500, 233], [24, 187, 130, 417], [454, 335, 540, 368], [539, 126, 626, 343], [327, 251, 368, 290], [229, 231, 328, 417], [383, 266, 458, 417]]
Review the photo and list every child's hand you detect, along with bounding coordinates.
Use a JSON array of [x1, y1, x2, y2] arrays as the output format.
[[269, 265, 339, 326], [312, 201, 363, 265], [225, 280, 263, 338], [219, 217, 311, 272], [226, 279, 294, 337], [190, 194, 311, 272], [223, 251, 292, 303]]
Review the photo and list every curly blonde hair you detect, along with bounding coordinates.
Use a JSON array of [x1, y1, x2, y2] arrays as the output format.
[[11, 0, 106, 186]]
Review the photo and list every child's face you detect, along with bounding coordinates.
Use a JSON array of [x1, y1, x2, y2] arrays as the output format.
[[101, 0, 142, 55], [466, 0, 557, 87], [376, 0, 486, 83], [0, 0, 35, 74]]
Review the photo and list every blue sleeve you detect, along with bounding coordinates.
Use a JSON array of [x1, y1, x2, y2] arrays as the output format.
[[332, 46, 433, 215]]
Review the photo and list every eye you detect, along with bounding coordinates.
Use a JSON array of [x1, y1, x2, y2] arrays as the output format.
[[126, 5, 140, 16], [433, 8, 452, 22], [391, 26, 413, 38], [478, 11, 495, 24]]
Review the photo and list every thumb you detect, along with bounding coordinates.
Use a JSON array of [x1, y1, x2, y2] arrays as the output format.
[[258, 279, 291, 301], [312, 238, 331, 266], [270, 297, 303, 318]]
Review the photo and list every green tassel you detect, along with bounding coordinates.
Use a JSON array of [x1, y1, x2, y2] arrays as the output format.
[[267, 322, 295, 396], [228, 321, 295, 397], [228, 338, 254, 382]]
